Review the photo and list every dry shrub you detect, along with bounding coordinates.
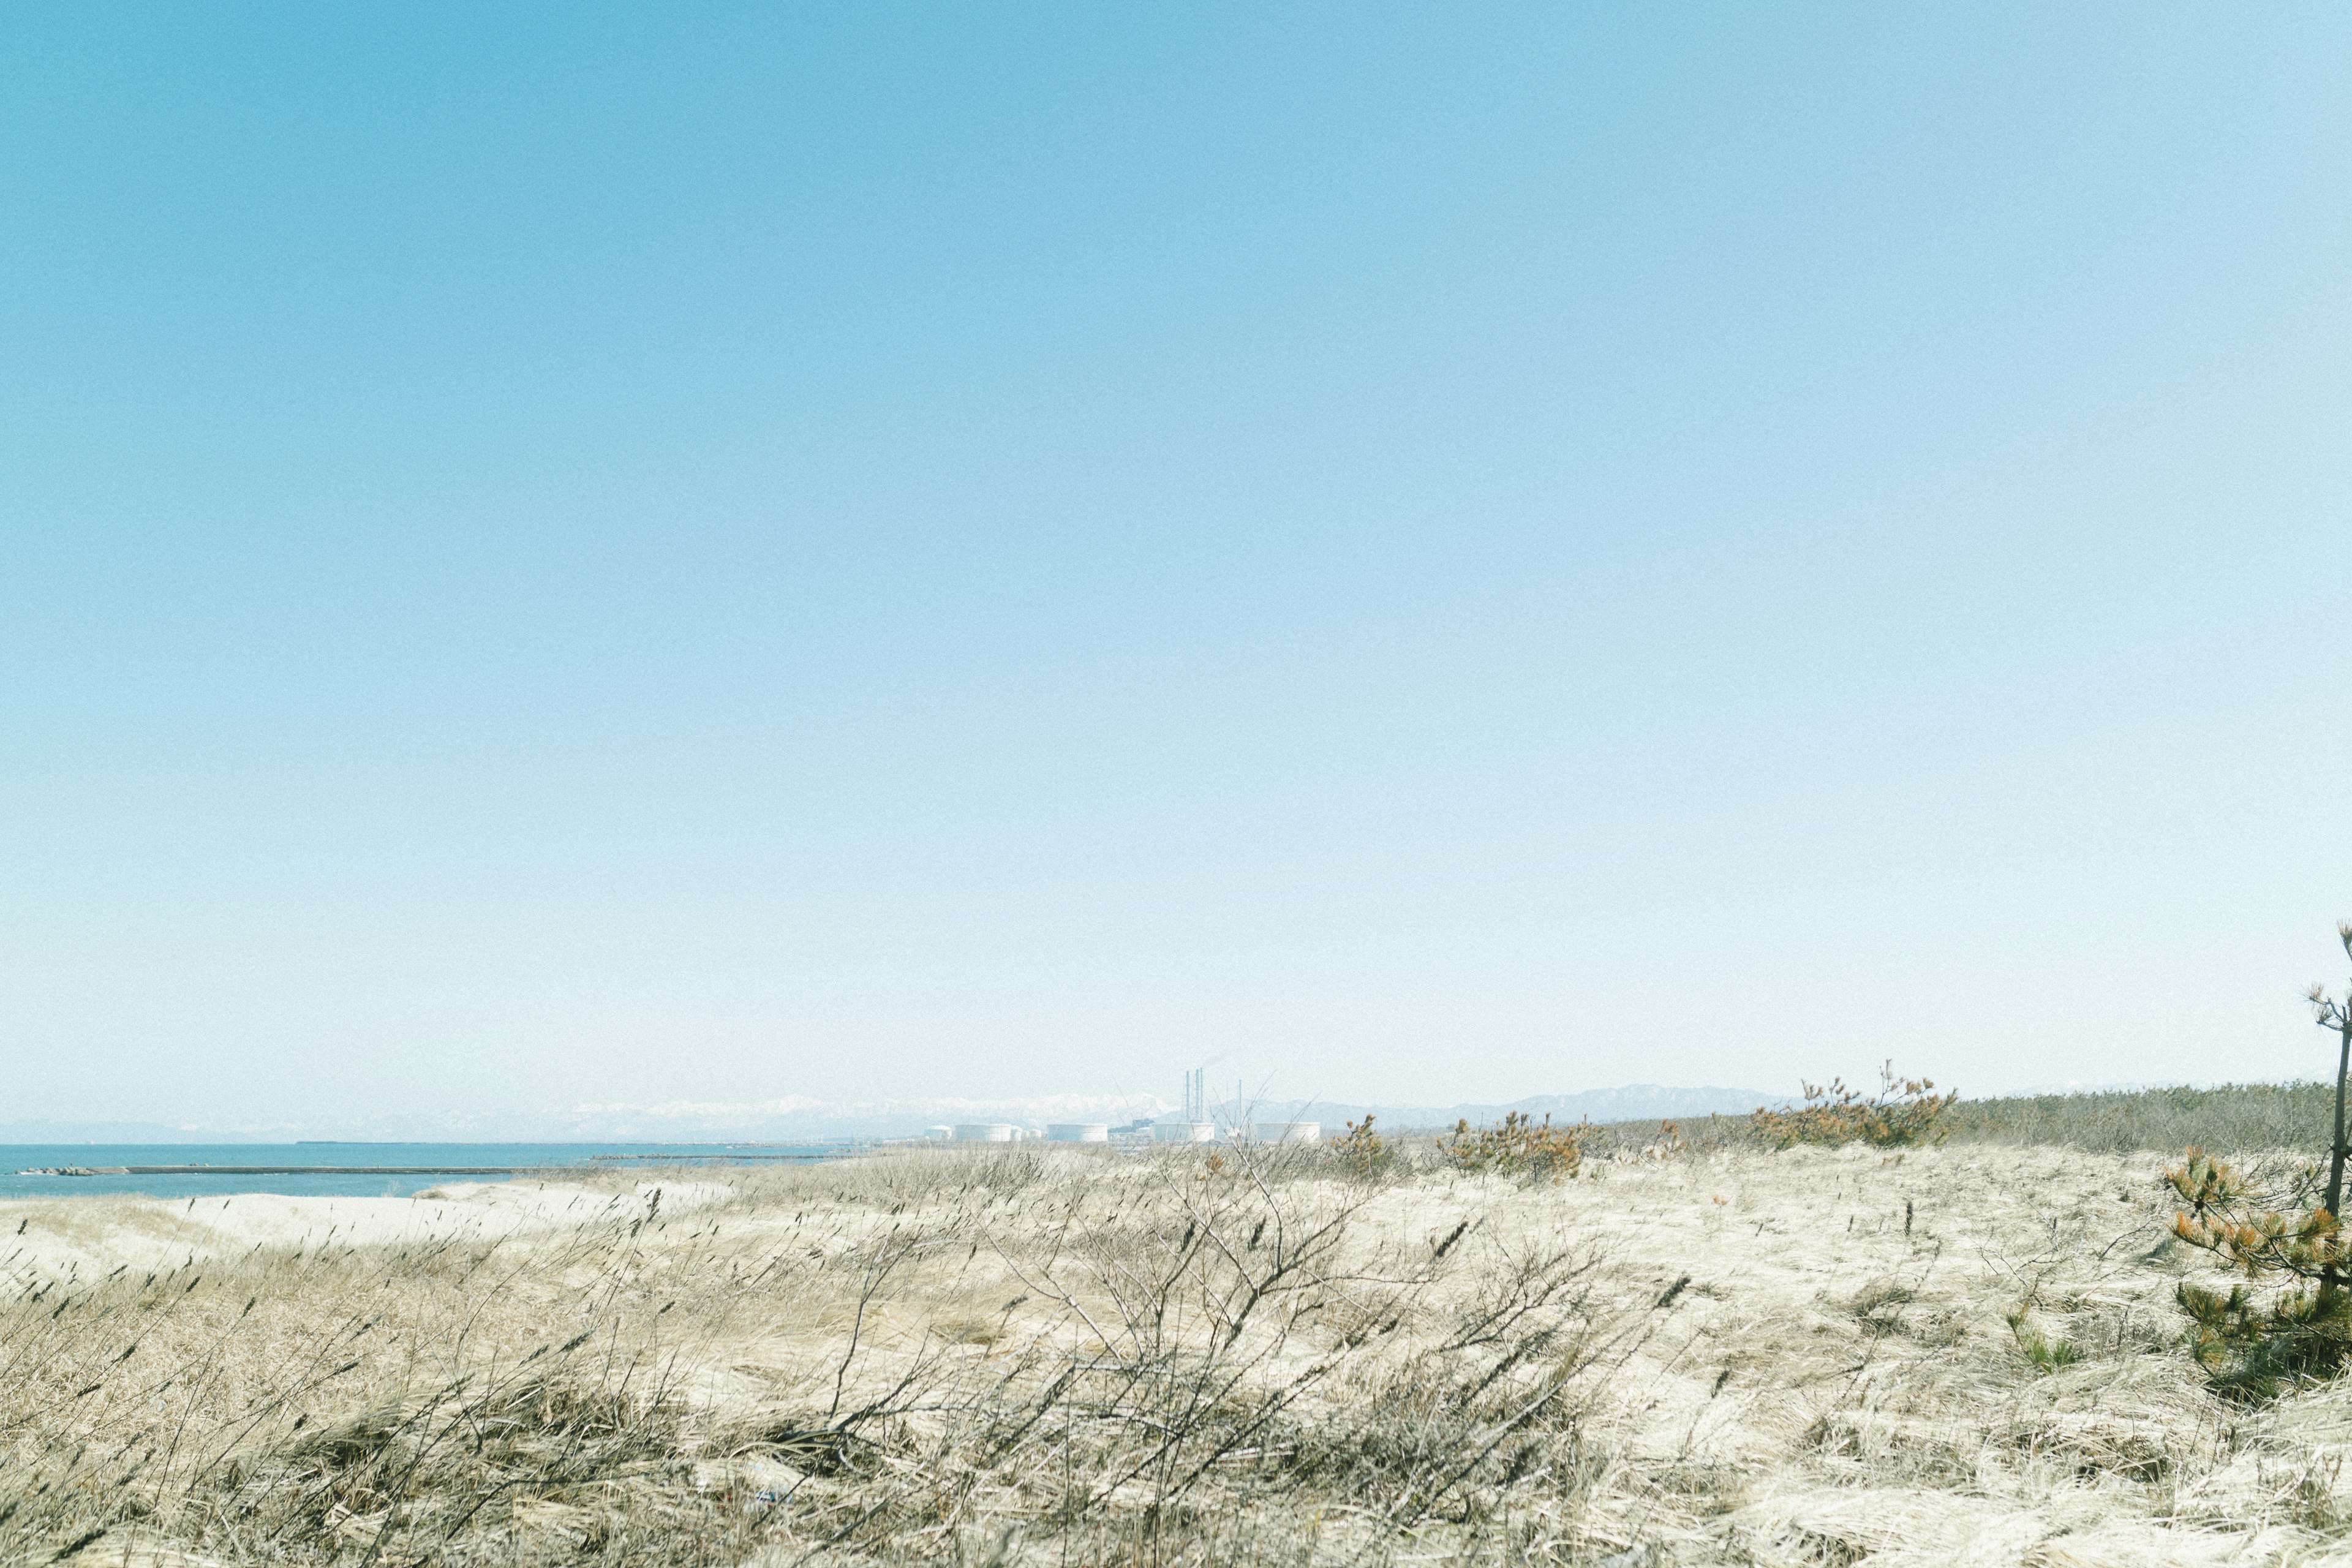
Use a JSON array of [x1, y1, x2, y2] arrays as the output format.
[[1750, 1061, 1954, 1150], [1439, 1112, 1588, 1182]]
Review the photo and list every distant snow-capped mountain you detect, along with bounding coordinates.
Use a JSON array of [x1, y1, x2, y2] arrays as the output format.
[[128, 1094, 1178, 1143], [1, 1085, 1791, 1145], [541, 1093, 1171, 1140]]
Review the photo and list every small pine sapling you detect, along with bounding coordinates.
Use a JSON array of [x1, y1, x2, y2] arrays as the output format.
[[1331, 1115, 1396, 1180], [2165, 922, 2352, 1401], [2006, 1305, 2086, 1375]]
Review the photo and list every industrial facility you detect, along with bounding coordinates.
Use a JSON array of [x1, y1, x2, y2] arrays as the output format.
[[925, 1069, 1304, 1147], [1150, 1065, 1217, 1143]]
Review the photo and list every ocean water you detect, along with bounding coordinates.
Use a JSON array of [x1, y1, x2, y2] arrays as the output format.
[[0, 1142, 855, 1200]]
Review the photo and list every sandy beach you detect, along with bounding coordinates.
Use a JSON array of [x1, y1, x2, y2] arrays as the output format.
[[0, 1178, 735, 1293]]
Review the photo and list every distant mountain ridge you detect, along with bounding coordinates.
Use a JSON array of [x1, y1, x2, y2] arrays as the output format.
[[1219, 1084, 1783, 1132]]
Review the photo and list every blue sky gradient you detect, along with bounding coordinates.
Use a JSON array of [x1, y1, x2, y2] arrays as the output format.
[[4, 5, 2348, 1127]]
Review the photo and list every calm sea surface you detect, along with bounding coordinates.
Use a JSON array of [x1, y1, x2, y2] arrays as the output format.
[[0, 1143, 856, 1200]]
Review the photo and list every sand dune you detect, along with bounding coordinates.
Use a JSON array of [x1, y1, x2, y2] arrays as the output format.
[[6, 1142, 2347, 1564]]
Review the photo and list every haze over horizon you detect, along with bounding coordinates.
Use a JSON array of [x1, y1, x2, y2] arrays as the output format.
[[5, 6, 2348, 1129]]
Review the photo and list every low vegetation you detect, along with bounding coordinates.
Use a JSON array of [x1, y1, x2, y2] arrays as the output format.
[[1939, 1080, 2344, 1153], [1589, 1081, 2349, 1159]]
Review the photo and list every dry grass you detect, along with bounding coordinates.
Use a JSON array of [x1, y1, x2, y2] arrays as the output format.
[[6, 1136, 2352, 1564], [1941, 1084, 2342, 1155], [1604, 1082, 2342, 1159]]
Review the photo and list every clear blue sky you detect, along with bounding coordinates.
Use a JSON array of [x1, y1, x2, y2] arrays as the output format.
[[4, 5, 2347, 1129]]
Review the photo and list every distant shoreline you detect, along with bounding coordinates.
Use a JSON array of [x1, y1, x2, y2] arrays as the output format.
[[0, 1140, 866, 1202]]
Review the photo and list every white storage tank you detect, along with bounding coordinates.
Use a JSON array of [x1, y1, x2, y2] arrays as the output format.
[[953, 1123, 1018, 1142], [924, 1125, 954, 1141], [1249, 1121, 1321, 1145], [1046, 1123, 1110, 1143], [1152, 1120, 1217, 1143]]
